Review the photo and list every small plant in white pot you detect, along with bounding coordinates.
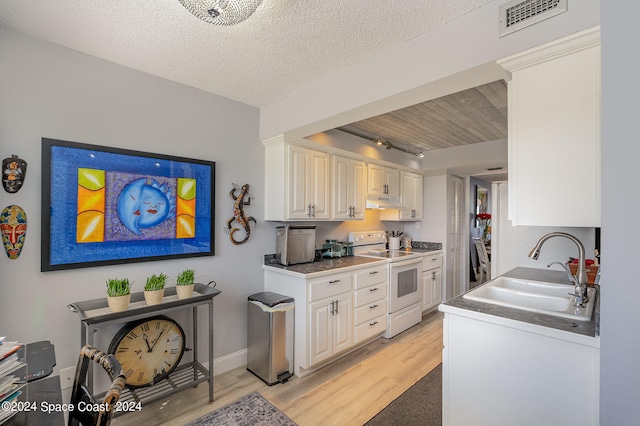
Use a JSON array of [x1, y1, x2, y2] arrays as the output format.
[[176, 268, 195, 299], [106, 278, 132, 312], [144, 273, 167, 305]]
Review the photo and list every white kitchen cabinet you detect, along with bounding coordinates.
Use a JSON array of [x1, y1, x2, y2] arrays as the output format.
[[309, 293, 352, 366], [439, 307, 600, 426], [422, 252, 442, 312], [332, 155, 366, 220], [264, 261, 388, 377], [498, 26, 601, 227], [367, 163, 399, 197], [289, 145, 330, 219], [307, 271, 353, 366], [263, 135, 330, 220], [353, 265, 388, 344], [401, 171, 423, 220], [380, 170, 423, 221]]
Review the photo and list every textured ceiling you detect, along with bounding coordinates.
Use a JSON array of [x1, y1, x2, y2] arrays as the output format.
[[0, 0, 495, 108]]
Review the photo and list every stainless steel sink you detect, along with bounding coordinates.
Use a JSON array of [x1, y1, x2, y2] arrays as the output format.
[[463, 276, 595, 321]]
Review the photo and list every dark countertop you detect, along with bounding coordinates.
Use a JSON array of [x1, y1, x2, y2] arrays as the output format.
[[442, 267, 598, 337], [263, 255, 388, 277]]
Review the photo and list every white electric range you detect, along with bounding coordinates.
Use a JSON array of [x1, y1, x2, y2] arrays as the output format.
[[348, 230, 424, 338]]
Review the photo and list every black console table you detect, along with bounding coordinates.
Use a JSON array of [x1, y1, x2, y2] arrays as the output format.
[[68, 283, 221, 411]]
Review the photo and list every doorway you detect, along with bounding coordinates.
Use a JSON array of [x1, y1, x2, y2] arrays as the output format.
[[469, 177, 492, 289]]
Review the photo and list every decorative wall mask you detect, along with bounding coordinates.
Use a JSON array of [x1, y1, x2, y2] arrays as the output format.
[[2, 155, 27, 193], [1, 205, 27, 259], [226, 183, 257, 245]]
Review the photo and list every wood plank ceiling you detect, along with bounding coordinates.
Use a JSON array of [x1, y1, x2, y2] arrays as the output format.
[[338, 80, 508, 154]]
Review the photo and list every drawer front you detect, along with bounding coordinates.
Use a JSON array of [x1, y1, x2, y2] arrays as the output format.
[[354, 315, 387, 344], [354, 266, 387, 289], [309, 274, 353, 301], [422, 253, 443, 271], [355, 299, 388, 324], [354, 284, 387, 307]]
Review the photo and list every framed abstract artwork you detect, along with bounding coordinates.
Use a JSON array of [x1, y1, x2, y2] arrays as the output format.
[[41, 138, 215, 271]]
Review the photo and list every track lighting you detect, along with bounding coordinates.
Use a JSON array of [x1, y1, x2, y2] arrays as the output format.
[[339, 128, 422, 157]]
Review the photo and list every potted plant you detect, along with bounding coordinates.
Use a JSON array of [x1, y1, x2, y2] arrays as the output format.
[[106, 278, 131, 312], [144, 273, 167, 305], [176, 268, 195, 299]]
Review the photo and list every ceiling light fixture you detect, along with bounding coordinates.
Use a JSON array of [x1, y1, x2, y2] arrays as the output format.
[[418, 152, 425, 158], [374, 138, 384, 146], [178, 0, 263, 25]]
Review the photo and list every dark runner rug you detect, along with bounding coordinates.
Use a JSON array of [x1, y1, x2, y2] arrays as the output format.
[[185, 391, 297, 426], [365, 363, 442, 426]]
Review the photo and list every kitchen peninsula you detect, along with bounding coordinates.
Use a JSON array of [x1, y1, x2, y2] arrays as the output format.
[[439, 267, 600, 426]]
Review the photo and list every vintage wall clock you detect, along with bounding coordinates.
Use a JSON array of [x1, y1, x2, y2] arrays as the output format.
[[108, 315, 186, 388]]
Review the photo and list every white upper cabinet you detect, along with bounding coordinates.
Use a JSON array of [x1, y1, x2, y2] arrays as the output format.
[[400, 170, 423, 221], [333, 155, 366, 220], [367, 163, 400, 197], [379, 170, 423, 222], [498, 26, 601, 227], [264, 135, 330, 220], [289, 145, 330, 219]]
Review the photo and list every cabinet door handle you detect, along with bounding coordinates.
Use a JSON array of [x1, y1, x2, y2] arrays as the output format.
[[330, 300, 335, 315], [335, 300, 339, 315], [369, 287, 379, 292], [307, 204, 312, 217], [329, 279, 341, 284], [369, 304, 379, 309], [432, 271, 436, 280], [311, 204, 316, 217], [369, 321, 378, 326]]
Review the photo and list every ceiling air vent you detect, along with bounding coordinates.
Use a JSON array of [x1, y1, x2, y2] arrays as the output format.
[[499, 0, 567, 37]]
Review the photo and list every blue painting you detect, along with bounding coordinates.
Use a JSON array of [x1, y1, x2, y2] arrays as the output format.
[[41, 138, 215, 271]]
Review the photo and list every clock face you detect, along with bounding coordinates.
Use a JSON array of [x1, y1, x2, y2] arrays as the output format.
[[108, 315, 185, 388]]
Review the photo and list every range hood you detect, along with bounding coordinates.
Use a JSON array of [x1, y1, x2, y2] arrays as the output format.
[[366, 194, 401, 209]]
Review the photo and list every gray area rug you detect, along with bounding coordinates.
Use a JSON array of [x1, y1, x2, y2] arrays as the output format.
[[365, 364, 442, 426], [186, 391, 297, 426]]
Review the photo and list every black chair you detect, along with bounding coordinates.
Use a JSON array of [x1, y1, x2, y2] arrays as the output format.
[[68, 345, 126, 426]]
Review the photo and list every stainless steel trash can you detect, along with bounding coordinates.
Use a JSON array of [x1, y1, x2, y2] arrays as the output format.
[[247, 292, 294, 385]]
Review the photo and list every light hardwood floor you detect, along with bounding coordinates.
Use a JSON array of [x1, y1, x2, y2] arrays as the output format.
[[113, 311, 443, 426]]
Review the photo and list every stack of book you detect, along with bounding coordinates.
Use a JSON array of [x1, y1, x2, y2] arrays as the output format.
[[0, 337, 24, 424]]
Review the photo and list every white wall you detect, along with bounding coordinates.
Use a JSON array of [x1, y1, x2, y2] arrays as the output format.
[[493, 183, 596, 276], [0, 28, 276, 378], [600, 1, 640, 423]]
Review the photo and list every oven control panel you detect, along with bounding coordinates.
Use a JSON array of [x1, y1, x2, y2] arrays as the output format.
[[348, 230, 387, 245]]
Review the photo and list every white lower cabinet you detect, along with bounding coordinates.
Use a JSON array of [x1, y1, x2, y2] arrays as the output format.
[[353, 266, 388, 344], [439, 307, 600, 426], [422, 252, 443, 312], [309, 293, 352, 366], [264, 261, 388, 377]]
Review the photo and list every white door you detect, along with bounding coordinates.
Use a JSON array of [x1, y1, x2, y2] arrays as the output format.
[[448, 174, 465, 299], [332, 295, 352, 354], [309, 299, 332, 366]]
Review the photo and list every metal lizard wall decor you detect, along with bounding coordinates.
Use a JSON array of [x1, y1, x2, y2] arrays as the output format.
[[226, 183, 257, 245]]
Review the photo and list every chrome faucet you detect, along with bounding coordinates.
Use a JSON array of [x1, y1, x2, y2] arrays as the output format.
[[529, 232, 588, 306], [547, 261, 576, 285]]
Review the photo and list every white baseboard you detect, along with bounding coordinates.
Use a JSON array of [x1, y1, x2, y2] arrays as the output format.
[[205, 348, 247, 377]]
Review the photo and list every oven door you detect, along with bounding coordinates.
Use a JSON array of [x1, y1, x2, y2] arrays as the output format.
[[389, 257, 423, 313]]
